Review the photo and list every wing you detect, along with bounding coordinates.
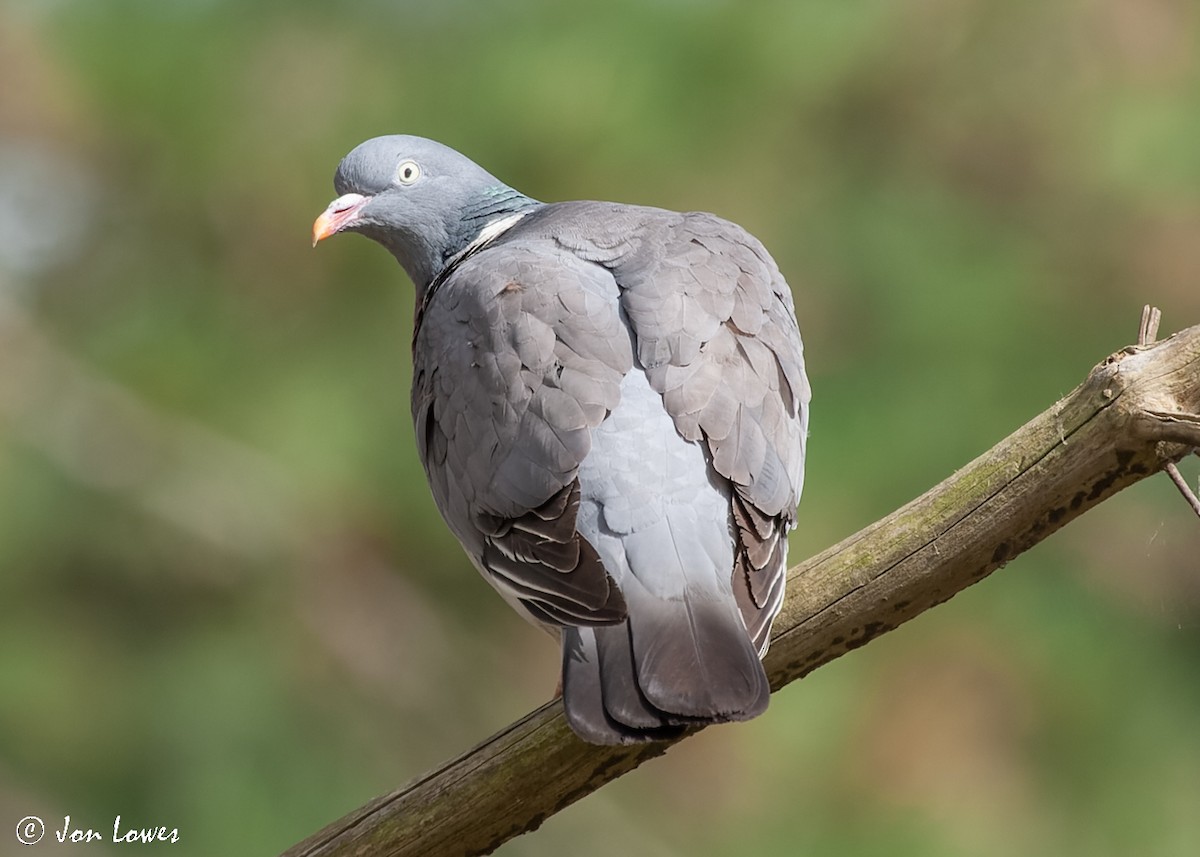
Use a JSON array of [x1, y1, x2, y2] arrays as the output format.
[[554, 203, 811, 652], [412, 241, 634, 627]]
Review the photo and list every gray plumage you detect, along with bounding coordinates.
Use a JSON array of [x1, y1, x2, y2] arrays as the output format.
[[314, 136, 810, 744]]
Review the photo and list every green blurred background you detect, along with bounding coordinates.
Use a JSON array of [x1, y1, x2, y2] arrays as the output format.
[[1, 1, 1198, 854]]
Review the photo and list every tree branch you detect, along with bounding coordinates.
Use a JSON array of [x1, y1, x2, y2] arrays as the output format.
[[280, 319, 1200, 857]]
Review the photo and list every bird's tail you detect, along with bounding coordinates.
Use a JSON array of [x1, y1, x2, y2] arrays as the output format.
[[561, 578, 769, 745]]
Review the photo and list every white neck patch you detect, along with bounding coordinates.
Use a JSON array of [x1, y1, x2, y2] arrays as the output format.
[[464, 211, 529, 256]]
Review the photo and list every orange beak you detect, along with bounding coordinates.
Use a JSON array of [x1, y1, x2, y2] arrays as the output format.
[[312, 193, 369, 246]]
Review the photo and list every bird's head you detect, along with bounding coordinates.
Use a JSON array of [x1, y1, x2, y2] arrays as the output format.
[[312, 135, 536, 289]]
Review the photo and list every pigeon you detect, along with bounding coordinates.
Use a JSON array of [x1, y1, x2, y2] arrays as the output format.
[[313, 136, 810, 744]]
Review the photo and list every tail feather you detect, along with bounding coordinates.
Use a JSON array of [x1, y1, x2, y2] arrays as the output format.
[[595, 624, 669, 728], [626, 584, 769, 721], [561, 627, 684, 745], [560, 584, 770, 745]]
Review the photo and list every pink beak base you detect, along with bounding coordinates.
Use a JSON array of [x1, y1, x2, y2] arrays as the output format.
[[312, 193, 369, 246]]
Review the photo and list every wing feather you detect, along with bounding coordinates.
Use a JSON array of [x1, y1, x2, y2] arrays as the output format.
[[412, 242, 633, 628]]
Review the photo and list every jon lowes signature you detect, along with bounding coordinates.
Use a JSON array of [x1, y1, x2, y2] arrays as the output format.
[[15, 815, 180, 846]]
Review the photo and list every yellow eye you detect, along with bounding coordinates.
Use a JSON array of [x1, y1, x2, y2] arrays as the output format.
[[396, 160, 421, 185]]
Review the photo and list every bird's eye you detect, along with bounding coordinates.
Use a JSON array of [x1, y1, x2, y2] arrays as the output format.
[[396, 160, 421, 185]]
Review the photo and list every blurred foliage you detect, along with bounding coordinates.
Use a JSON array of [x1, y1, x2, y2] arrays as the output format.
[[1, 1, 1198, 855]]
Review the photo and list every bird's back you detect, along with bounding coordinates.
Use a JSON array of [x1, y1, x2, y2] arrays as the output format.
[[412, 200, 809, 743]]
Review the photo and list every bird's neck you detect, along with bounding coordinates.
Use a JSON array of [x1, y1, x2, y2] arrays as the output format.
[[458, 186, 540, 243], [409, 186, 540, 295]]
